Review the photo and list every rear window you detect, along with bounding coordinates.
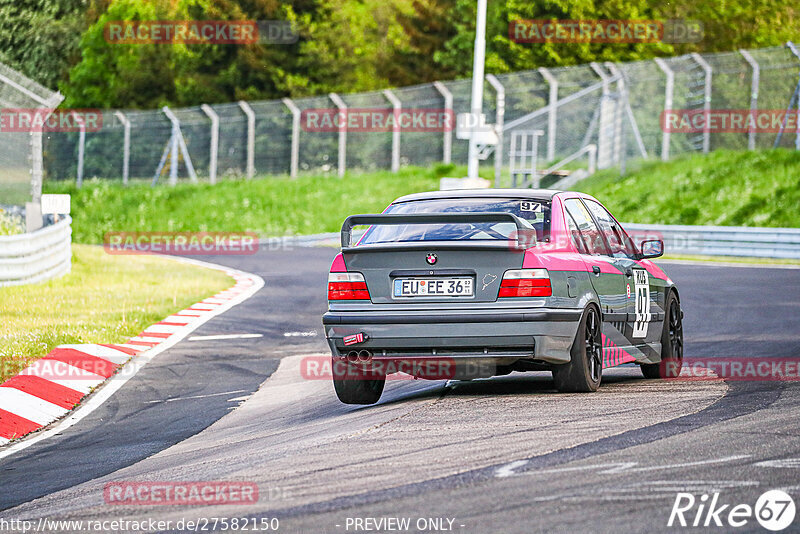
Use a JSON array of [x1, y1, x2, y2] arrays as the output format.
[[359, 198, 551, 245]]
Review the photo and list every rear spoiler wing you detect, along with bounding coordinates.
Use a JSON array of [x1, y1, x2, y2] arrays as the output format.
[[340, 212, 533, 249]]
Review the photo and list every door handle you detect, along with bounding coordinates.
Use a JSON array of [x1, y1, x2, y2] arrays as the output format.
[[592, 266, 601, 275]]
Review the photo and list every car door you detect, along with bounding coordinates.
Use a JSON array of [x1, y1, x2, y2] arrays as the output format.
[[562, 199, 628, 326], [582, 199, 655, 347]]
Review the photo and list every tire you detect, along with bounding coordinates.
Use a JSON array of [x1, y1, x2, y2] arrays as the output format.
[[642, 291, 684, 379], [332, 357, 386, 404], [553, 305, 602, 393]]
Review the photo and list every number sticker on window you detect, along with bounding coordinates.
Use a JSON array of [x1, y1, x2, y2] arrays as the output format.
[[520, 201, 540, 212]]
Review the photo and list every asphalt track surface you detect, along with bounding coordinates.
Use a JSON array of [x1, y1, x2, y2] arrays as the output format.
[[1, 247, 800, 533]]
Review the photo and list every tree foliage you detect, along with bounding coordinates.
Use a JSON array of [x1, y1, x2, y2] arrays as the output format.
[[0, 0, 92, 89], [0, 0, 796, 108]]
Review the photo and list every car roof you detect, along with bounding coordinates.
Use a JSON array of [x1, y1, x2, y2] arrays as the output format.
[[392, 188, 562, 204]]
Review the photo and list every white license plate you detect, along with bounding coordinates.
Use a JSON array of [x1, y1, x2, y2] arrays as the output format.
[[393, 277, 473, 297]]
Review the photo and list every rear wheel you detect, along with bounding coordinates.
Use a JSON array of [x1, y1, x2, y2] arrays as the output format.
[[332, 358, 386, 404], [642, 291, 683, 379], [553, 306, 602, 393]]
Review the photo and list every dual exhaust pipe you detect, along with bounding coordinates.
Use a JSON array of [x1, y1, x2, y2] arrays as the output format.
[[345, 350, 373, 363]]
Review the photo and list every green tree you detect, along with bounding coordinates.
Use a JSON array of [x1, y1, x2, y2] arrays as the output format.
[[61, 0, 311, 108], [283, 0, 413, 96], [655, 0, 800, 54], [21, 0, 800, 108], [387, 0, 460, 86], [390, 0, 799, 80], [0, 0, 94, 90]]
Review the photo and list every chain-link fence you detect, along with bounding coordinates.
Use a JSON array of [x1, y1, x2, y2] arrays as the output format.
[[0, 62, 63, 206], [40, 44, 800, 186]]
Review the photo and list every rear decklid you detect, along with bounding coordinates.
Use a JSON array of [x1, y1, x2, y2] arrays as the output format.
[[340, 213, 533, 304]]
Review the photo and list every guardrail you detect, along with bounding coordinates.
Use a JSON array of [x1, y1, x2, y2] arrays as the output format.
[[0, 217, 72, 286], [623, 222, 800, 260], [284, 223, 800, 260]]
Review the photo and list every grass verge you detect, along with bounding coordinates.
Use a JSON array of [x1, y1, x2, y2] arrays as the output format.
[[45, 166, 450, 244], [660, 254, 800, 266], [0, 208, 23, 236], [44, 149, 800, 246], [576, 149, 800, 227], [0, 244, 233, 383]]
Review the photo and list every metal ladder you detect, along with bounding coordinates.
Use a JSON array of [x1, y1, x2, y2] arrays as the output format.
[[508, 130, 544, 187]]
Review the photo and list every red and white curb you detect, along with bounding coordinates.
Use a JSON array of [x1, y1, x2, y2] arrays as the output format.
[[0, 259, 263, 455]]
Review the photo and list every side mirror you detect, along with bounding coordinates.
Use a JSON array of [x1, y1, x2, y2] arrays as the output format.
[[638, 239, 664, 259]]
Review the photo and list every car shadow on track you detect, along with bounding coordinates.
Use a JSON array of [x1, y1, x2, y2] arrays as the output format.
[[370, 367, 650, 408]]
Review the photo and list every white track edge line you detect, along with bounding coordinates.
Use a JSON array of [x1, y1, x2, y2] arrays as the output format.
[[657, 259, 800, 269], [0, 257, 264, 461]]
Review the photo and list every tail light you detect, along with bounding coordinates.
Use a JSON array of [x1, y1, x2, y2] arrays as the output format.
[[498, 269, 551, 298], [328, 272, 371, 300]]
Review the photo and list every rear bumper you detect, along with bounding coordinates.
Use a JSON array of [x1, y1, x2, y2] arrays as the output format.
[[322, 308, 582, 364]]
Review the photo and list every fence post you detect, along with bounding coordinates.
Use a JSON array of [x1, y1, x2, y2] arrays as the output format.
[[433, 81, 452, 164], [161, 106, 197, 185], [786, 41, 800, 151], [654, 58, 674, 161], [30, 104, 59, 199], [200, 105, 219, 184], [383, 89, 401, 172], [238, 101, 256, 178], [591, 62, 617, 169], [114, 111, 131, 185], [691, 52, 712, 154], [282, 98, 300, 178], [486, 74, 505, 187], [538, 67, 558, 163], [329, 92, 347, 177], [73, 111, 86, 187], [0, 75, 63, 202], [602, 63, 627, 173], [30, 129, 45, 201], [606, 62, 648, 160], [739, 50, 760, 150]]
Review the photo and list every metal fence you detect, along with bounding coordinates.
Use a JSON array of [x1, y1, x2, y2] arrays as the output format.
[[35, 44, 800, 186], [0, 62, 63, 206]]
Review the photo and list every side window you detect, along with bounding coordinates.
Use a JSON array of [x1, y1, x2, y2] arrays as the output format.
[[564, 199, 608, 255], [565, 211, 588, 254], [583, 200, 636, 258]]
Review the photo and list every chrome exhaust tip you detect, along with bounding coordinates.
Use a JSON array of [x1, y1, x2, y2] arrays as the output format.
[[357, 349, 373, 362], [346, 351, 359, 363]]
